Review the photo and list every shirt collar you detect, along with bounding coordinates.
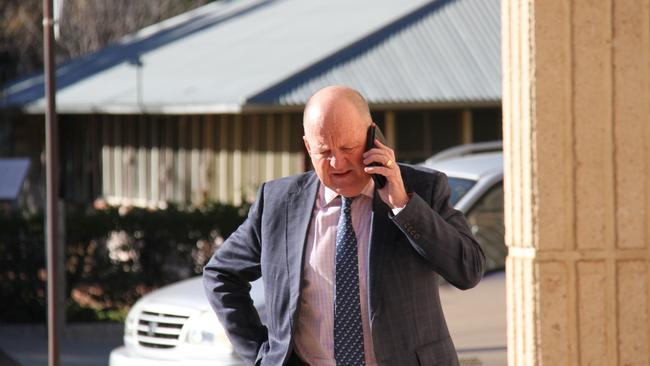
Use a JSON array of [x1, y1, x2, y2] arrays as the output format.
[[322, 179, 374, 207]]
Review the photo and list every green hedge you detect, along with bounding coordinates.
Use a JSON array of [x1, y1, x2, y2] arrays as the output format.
[[0, 202, 248, 323]]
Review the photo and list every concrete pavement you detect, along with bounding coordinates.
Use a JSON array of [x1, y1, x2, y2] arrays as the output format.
[[0, 323, 123, 366]]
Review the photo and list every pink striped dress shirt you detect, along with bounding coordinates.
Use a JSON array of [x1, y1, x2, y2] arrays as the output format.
[[294, 180, 377, 366]]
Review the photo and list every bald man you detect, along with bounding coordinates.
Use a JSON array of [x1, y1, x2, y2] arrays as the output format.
[[203, 86, 485, 366]]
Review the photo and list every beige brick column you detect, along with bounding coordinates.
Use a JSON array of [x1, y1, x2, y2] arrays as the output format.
[[502, 0, 650, 365]]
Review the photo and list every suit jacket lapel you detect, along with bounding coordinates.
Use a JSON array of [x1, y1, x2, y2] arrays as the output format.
[[286, 173, 319, 320]]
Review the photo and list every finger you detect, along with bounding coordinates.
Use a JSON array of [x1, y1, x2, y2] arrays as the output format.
[[363, 146, 393, 158], [363, 154, 388, 165], [373, 139, 394, 155], [373, 139, 395, 159], [362, 152, 389, 166], [364, 165, 395, 177], [362, 147, 385, 159]]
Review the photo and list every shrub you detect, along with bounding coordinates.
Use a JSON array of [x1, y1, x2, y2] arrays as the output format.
[[0, 201, 248, 323]]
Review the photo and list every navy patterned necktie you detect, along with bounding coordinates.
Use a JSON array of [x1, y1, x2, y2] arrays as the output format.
[[334, 196, 365, 366]]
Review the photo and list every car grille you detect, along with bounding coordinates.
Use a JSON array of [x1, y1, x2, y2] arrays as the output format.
[[136, 310, 190, 349]]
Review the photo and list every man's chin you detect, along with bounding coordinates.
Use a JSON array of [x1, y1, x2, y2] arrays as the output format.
[[325, 177, 369, 197]]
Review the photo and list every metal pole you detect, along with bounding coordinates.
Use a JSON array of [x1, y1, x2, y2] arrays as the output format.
[[43, 0, 60, 365]]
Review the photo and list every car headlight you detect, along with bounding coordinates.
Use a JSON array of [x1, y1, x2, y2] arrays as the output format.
[[184, 311, 232, 350]]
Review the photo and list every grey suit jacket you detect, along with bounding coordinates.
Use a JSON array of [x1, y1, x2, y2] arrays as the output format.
[[203, 164, 485, 366]]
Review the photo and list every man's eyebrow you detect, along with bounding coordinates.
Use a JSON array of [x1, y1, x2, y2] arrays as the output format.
[[342, 144, 361, 149]]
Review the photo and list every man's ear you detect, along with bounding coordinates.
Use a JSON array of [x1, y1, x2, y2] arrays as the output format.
[[303, 136, 311, 155]]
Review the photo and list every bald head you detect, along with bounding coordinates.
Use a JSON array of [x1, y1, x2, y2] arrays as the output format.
[[303, 85, 372, 135]]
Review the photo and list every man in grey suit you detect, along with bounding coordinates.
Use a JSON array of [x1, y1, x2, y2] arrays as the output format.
[[203, 85, 485, 366]]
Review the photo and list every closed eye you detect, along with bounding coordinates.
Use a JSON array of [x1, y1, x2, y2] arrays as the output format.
[[313, 149, 331, 158], [341, 146, 359, 153]]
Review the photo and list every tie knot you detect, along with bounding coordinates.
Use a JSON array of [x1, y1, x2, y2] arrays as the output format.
[[341, 196, 354, 210]]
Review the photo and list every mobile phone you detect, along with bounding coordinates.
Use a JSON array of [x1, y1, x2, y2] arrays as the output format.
[[365, 124, 387, 189]]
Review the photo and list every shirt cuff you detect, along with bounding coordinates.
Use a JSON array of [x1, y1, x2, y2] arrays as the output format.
[[391, 206, 405, 216], [390, 193, 413, 216]]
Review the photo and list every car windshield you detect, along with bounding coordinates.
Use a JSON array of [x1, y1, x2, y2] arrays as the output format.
[[447, 177, 477, 205]]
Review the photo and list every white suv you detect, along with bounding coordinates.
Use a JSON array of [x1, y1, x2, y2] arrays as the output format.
[[109, 274, 265, 365], [109, 142, 506, 366]]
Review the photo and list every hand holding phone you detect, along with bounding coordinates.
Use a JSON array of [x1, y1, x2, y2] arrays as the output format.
[[363, 123, 410, 208], [365, 124, 387, 189]]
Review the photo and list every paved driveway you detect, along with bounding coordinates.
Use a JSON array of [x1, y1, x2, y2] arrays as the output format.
[[440, 271, 507, 366], [0, 323, 122, 366]]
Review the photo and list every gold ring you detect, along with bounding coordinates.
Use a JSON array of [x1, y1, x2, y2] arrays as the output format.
[[385, 159, 393, 168]]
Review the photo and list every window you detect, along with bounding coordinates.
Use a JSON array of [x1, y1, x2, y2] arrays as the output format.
[[466, 182, 506, 273], [472, 108, 502, 142], [447, 177, 477, 205], [395, 110, 461, 163]]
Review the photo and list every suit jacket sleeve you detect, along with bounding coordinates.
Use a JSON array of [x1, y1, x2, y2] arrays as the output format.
[[203, 184, 267, 364], [391, 171, 485, 290]]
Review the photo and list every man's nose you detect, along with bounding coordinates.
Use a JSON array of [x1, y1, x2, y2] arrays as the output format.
[[329, 154, 345, 169]]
